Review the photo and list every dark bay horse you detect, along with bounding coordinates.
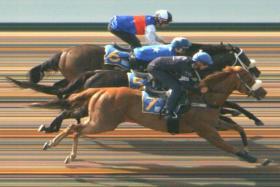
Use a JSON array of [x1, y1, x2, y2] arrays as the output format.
[[36, 67, 270, 165], [9, 42, 260, 96], [26, 43, 260, 88]]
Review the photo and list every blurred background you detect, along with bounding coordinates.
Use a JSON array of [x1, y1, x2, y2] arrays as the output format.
[[0, 0, 279, 23]]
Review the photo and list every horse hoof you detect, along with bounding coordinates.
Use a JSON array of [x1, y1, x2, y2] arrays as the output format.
[[236, 150, 257, 163], [255, 121, 264, 126], [261, 159, 272, 166], [64, 156, 71, 164], [38, 124, 46, 132], [42, 142, 49, 150]]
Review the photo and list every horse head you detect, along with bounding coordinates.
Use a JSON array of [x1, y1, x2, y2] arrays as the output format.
[[200, 66, 266, 106], [226, 66, 266, 100], [220, 43, 261, 77]]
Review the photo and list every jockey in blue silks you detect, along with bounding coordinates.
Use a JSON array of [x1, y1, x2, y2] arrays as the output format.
[[130, 37, 192, 70], [108, 10, 173, 48]]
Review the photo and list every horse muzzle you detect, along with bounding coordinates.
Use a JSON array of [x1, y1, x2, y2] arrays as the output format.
[[252, 87, 267, 100], [250, 79, 267, 100]]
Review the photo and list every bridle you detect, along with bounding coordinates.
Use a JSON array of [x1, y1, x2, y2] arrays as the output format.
[[232, 49, 256, 73], [235, 72, 262, 97]]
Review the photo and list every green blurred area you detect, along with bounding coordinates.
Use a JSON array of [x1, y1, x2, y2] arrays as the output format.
[[0, 22, 280, 31]]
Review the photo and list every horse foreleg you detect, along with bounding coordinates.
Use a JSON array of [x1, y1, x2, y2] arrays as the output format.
[[218, 116, 248, 150], [194, 121, 258, 163], [220, 108, 241, 116], [223, 101, 264, 126]]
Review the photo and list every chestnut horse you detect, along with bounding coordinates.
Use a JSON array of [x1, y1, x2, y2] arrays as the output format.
[[37, 67, 269, 165], [33, 69, 266, 133]]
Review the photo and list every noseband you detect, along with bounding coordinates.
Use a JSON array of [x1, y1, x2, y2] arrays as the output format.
[[235, 72, 262, 96], [232, 49, 256, 72]]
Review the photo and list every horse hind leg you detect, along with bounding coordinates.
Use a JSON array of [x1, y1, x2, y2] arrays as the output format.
[[64, 132, 79, 164], [39, 105, 88, 133], [38, 111, 67, 133], [29, 52, 61, 83], [43, 123, 77, 150]]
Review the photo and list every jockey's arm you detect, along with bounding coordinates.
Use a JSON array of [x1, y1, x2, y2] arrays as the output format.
[[145, 25, 166, 45]]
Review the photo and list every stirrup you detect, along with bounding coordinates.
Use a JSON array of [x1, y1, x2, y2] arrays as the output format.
[[164, 111, 178, 120], [131, 70, 151, 79]]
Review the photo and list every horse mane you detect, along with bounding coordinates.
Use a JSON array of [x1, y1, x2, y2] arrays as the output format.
[[200, 66, 241, 87]]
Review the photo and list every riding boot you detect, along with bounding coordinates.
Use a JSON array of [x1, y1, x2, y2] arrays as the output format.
[[165, 111, 179, 134], [129, 57, 138, 70]]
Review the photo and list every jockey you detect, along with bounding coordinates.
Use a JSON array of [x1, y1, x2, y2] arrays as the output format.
[[147, 51, 213, 120], [108, 10, 172, 48], [131, 37, 192, 70]]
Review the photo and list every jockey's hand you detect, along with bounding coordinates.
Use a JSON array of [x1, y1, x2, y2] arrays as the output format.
[[200, 86, 208, 93]]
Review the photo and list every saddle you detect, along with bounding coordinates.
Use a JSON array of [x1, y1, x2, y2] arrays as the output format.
[[112, 43, 131, 52], [104, 44, 150, 72]]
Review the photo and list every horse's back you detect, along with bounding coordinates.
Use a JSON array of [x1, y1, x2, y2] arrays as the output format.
[[59, 44, 105, 81]]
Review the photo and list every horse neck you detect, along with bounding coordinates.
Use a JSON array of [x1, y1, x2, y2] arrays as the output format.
[[198, 72, 238, 106], [184, 43, 225, 56], [191, 43, 228, 54], [188, 43, 235, 72]]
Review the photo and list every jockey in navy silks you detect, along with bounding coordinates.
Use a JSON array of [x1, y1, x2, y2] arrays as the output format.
[[108, 10, 173, 48], [147, 51, 214, 120]]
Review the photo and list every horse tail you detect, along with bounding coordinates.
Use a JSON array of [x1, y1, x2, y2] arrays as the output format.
[[31, 99, 70, 109], [28, 52, 62, 83], [59, 71, 98, 97], [6, 76, 59, 95], [31, 88, 102, 109]]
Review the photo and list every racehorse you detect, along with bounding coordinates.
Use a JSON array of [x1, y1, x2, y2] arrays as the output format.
[[32, 68, 266, 133], [26, 43, 260, 88], [7, 43, 264, 132], [36, 67, 270, 165]]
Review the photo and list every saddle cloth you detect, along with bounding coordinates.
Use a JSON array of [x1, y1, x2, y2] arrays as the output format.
[[142, 91, 166, 114], [104, 45, 130, 69], [127, 71, 149, 89]]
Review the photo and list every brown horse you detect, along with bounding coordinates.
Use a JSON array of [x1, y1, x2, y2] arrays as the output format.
[[27, 43, 261, 87], [37, 67, 270, 165]]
